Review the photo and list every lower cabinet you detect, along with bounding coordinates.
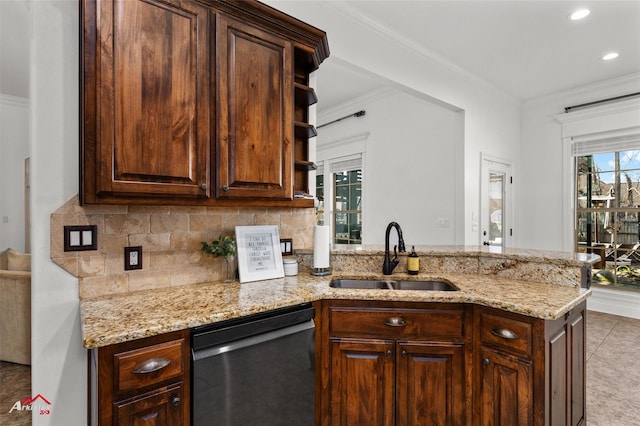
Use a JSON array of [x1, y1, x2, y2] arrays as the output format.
[[114, 383, 184, 426], [316, 299, 587, 426], [478, 346, 533, 426], [89, 329, 190, 426], [317, 300, 472, 426], [474, 302, 586, 426]]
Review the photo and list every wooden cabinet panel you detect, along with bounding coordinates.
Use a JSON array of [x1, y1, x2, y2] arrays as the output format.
[[396, 341, 466, 426], [479, 346, 533, 426], [91, 330, 190, 425], [114, 339, 185, 394], [547, 309, 586, 426], [330, 338, 395, 426], [320, 301, 471, 425], [330, 306, 465, 338], [91, 0, 211, 199], [216, 13, 293, 199], [479, 311, 533, 356], [569, 312, 585, 426], [115, 383, 184, 426]]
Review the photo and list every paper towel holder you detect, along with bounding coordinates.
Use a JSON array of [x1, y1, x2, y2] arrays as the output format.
[[311, 265, 332, 276]]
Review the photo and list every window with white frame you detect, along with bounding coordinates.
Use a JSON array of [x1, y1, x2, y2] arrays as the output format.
[[574, 136, 640, 289], [316, 155, 363, 245]]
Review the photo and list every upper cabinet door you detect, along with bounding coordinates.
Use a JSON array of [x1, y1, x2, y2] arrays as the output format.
[[216, 13, 294, 200], [86, 0, 211, 200]]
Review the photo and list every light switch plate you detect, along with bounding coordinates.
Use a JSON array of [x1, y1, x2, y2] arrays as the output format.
[[124, 246, 143, 271], [64, 225, 98, 251]]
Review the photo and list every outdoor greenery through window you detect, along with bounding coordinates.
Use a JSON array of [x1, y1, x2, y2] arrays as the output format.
[[316, 169, 362, 245], [334, 170, 362, 244], [576, 151, 640, 290]]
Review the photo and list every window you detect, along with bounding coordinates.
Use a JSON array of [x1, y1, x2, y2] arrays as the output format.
[[576, 150, 640, 289], [316, 156, 363, 245], [333, 170, 362, 244]]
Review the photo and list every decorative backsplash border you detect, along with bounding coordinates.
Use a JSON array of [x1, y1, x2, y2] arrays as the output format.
[[50, 196, 316, 299]]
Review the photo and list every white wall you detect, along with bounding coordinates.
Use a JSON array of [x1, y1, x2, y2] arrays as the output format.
[[265, 0, 522, 246], [30, 1, 87, 424], [0, 95, 29, 252], [519, 73, 640, 251], [318, 88, 464, 245]]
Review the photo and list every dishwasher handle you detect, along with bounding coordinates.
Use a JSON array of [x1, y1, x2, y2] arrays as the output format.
[[192, 320, 315, 362]]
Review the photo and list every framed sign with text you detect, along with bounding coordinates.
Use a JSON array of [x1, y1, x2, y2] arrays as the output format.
[[235, 225, 285, 283]]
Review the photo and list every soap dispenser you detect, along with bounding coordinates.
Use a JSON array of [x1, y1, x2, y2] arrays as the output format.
[[407, 246, 419, 275]]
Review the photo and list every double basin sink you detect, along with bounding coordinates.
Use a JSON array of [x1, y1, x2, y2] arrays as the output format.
[[330, 278, 458, 291]]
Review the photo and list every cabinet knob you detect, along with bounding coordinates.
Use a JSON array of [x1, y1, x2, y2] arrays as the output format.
[[200, 183, 208, 190], [222, 185, 229, 191], [386, 350, 392, 358], [482, 358, 490, 366], [401, 349, 408, 358], [171, 396, 181, 407], [384, 317, 407, 327]]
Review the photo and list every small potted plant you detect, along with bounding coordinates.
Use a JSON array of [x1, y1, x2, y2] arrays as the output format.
[[202, 235, 236, 282]]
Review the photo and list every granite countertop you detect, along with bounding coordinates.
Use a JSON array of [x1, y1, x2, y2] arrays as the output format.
[[80, 270, 591, 349]]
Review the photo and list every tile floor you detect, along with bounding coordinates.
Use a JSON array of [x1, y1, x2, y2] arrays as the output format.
[[586, 310, 640, 426], [0, 310, 638, 426], [0, 361, 31, 426]]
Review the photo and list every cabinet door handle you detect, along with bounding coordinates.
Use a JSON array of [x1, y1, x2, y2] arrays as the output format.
[[222, 185, 229, 191], [483, 358, 490, 366], [384, 317, 407, 327], [490, 327, 519, 340], [171, 396, 181, 407], [385, 350, 392, 358], [132, 357, 171, 374], [200, 183, 208, 190], [141, 411, 159, 421], [401, 349, 408, 357]]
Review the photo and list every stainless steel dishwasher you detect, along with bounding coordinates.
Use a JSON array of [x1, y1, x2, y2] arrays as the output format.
[[191, 303, 315, 426]]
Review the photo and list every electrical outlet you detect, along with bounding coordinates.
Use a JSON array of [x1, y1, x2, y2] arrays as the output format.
[[124, 246, 143, 271], [437, 218, 450, 228]]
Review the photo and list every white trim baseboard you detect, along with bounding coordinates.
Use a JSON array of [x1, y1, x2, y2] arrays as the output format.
[[587, 287, 640, 319]]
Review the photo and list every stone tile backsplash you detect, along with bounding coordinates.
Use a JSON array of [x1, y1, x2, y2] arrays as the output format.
[[50, 196, 316, 299]]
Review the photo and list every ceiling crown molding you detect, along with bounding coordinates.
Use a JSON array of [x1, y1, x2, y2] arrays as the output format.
[[321, 0, 518, 104]]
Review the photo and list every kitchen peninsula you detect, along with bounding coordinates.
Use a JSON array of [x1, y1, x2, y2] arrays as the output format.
[[81, 246, 595, 425]]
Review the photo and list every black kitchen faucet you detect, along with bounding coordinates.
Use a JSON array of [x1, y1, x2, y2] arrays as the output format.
[[383, 221, 406, 275]]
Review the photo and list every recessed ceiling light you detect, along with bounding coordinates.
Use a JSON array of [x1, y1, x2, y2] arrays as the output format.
[[569, 8, 590, 20], [602, 52, 620, 61]]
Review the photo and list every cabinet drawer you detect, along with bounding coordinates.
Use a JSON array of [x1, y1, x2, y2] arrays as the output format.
[[479, 312, 532, 356], [114, 338, 185, 394], [330, 307, 464, 339]]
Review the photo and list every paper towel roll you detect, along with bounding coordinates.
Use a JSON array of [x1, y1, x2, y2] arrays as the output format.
[[313, 225, 330, 268]]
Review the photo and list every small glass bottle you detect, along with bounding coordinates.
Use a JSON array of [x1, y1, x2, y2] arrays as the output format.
[[407, 246, 419, 275]]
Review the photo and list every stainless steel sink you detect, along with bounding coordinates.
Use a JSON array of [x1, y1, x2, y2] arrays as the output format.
[[329, 279, 394, 289], [392, 280, 458, 291], [329, 279, 458, 291]]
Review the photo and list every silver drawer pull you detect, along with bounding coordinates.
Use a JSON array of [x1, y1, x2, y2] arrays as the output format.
[[133, 357, 171, 374], [490, 327, 519, 340], [384, 317, 407, 327]]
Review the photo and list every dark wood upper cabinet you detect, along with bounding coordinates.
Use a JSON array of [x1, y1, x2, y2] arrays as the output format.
[[80, 0, 329, 205], [216, 13, 293, 199], [82, 0, 211, 201]]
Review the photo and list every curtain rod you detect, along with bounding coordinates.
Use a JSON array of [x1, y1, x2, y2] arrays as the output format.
[[564, 92, 640, 113], [317, 110, 366, 129]]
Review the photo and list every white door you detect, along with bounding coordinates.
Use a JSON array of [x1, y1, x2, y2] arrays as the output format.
[[480, 157, 512, 248]]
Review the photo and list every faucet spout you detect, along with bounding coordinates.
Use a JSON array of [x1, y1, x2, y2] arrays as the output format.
[[383, 222, 406, 275]]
